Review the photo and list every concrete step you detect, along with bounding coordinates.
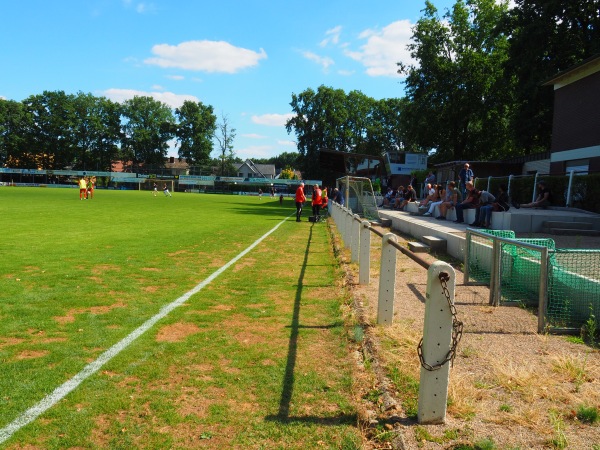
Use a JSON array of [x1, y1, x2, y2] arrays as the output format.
[[543, 221, 594, 230], [408, 241, 430, 253], [422, 235, 447, 252], [543, 227, 600, 236]]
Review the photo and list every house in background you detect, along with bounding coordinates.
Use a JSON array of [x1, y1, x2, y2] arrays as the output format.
[[236, 159, 276, 179], [543, 54, 600, 174]]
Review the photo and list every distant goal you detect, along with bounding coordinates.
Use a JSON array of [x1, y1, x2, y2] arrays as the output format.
[[336, 176, 380, 221], [140, 178, 175, 194]]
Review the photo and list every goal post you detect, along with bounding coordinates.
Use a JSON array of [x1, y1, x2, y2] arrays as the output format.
[[140, 178, 174, 193], [336, 176, 380, 221]]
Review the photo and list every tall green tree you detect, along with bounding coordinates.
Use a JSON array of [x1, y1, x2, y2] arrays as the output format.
[[503, 0, 600, 153], [71, 92, 121, 171], [286, 86, 357, 180], [121, 96, 175, 170], [0, 98, 28, 167], [20, 91, 78, 169], [175, 100, 217, 166], [214, 113, 237, 176], [402, 0, 513, 164]]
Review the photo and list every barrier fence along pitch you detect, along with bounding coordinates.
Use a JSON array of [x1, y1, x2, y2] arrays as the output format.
[[329, 201, 460, 424], [465, 229, 550, 333]]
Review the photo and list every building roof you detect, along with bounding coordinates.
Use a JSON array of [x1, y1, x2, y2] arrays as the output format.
[[236, 159, 276, 177], [542, 54, 600, 88]]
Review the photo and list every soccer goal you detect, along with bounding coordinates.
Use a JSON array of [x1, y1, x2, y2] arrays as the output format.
[[336, 176, 380, 221]]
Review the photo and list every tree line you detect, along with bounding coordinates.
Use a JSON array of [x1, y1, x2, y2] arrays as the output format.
[[286, 0, 600, 180], [0, 91, 225, 173], [2, 0, 599, 181]]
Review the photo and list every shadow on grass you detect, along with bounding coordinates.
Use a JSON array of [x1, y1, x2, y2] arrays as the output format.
[[265, 223, 357, 426]]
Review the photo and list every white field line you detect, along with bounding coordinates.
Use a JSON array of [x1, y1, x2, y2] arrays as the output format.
[[0, 215, 293, 445]]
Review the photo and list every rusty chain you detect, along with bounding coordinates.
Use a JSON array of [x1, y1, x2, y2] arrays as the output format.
[[417, 272, 464, 371]]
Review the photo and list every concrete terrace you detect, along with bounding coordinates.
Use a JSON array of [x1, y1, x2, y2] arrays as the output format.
[[377, 205, 600, 262]]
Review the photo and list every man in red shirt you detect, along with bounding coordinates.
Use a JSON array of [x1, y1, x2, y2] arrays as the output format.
[[295, 182, 306, 222], [312, 184, 322, 217]]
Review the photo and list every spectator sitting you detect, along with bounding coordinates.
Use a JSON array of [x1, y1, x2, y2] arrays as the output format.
[[513, 180, 552, 209], [436, 181, 462, 220], [478, 184, 510, 228], [453, 182, 479, 224], [395, 184, 417, 210], [419, 183, 437, 207], [470, 189, 496, 227], [423, 183, 448, 217], [380, 187, 394, 207]]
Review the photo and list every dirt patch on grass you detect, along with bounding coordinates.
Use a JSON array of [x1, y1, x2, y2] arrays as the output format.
[[155, 322, 201, 342], [53, 302, 126, 324], [337, 225, 600, 449]]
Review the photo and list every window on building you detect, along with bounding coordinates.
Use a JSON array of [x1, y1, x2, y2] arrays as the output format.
[[566, 158, 589, 175]]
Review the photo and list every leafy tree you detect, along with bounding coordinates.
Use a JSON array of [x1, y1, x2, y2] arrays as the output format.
[[20, 91, 79, 169], [278, 167, 298, 179], [0, 98, 28, 167], [71, 92, 121, 171], [121, 96, 175, 170], [502, 0, 600, 153], [401, 0, 513, 164], [214, 113, 237, 176], [175, 100, 217, 166]]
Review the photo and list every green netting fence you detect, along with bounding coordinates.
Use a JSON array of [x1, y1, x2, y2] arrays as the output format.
[[466, 229, 515, 286], [547, 249, 600, 329], [498, 238, 555, 306], [466, 229, 600, 332]]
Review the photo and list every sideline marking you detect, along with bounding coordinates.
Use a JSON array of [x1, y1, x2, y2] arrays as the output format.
[[0, 215, 293, 444]]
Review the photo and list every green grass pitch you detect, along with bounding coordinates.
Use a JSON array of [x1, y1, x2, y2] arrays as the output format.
[[0, 187, 361, 449]]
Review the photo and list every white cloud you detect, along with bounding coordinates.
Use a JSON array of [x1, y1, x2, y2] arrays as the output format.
[[102, 88, 198, 108], [145, 40, 267, 73], [166, 75, 184, 80], [277, 140, 296, 147], [242, 133, 267, 139], [345, 20, 413, 77], [320, 25, 342, 47], [235, 145, 274, 159], [251, 113, 294, 127], [301, 51, 335, 72], [122, 0, 156, 14]]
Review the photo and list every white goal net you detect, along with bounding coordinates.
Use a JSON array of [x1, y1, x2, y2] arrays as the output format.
[[336, 176, 380, 221]]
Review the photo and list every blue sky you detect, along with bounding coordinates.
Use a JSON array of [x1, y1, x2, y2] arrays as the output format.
[[1, 0, 456, 160]]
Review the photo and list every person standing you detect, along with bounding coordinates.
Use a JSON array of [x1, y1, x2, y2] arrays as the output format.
[[88, 176, 95, 199], [295, 182, 306, 222], [321, 187, 328, 212], [78, 176, 87, 200], [163, 183, 172, 197], [458, 163, 474, 198], [311, 184, 322, 217], [332, 188, 344, 207], [153, 182, 158, 197]]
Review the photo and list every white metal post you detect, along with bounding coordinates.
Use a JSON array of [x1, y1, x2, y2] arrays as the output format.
[[351, 214, 360, 263], [417, 261, 456, 424], [566, 170, 575, 207], [359, 221, 371, 285], [344, 209, 353, 250], [532, 172, 539, 203], [377, 233, 397, 325]]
